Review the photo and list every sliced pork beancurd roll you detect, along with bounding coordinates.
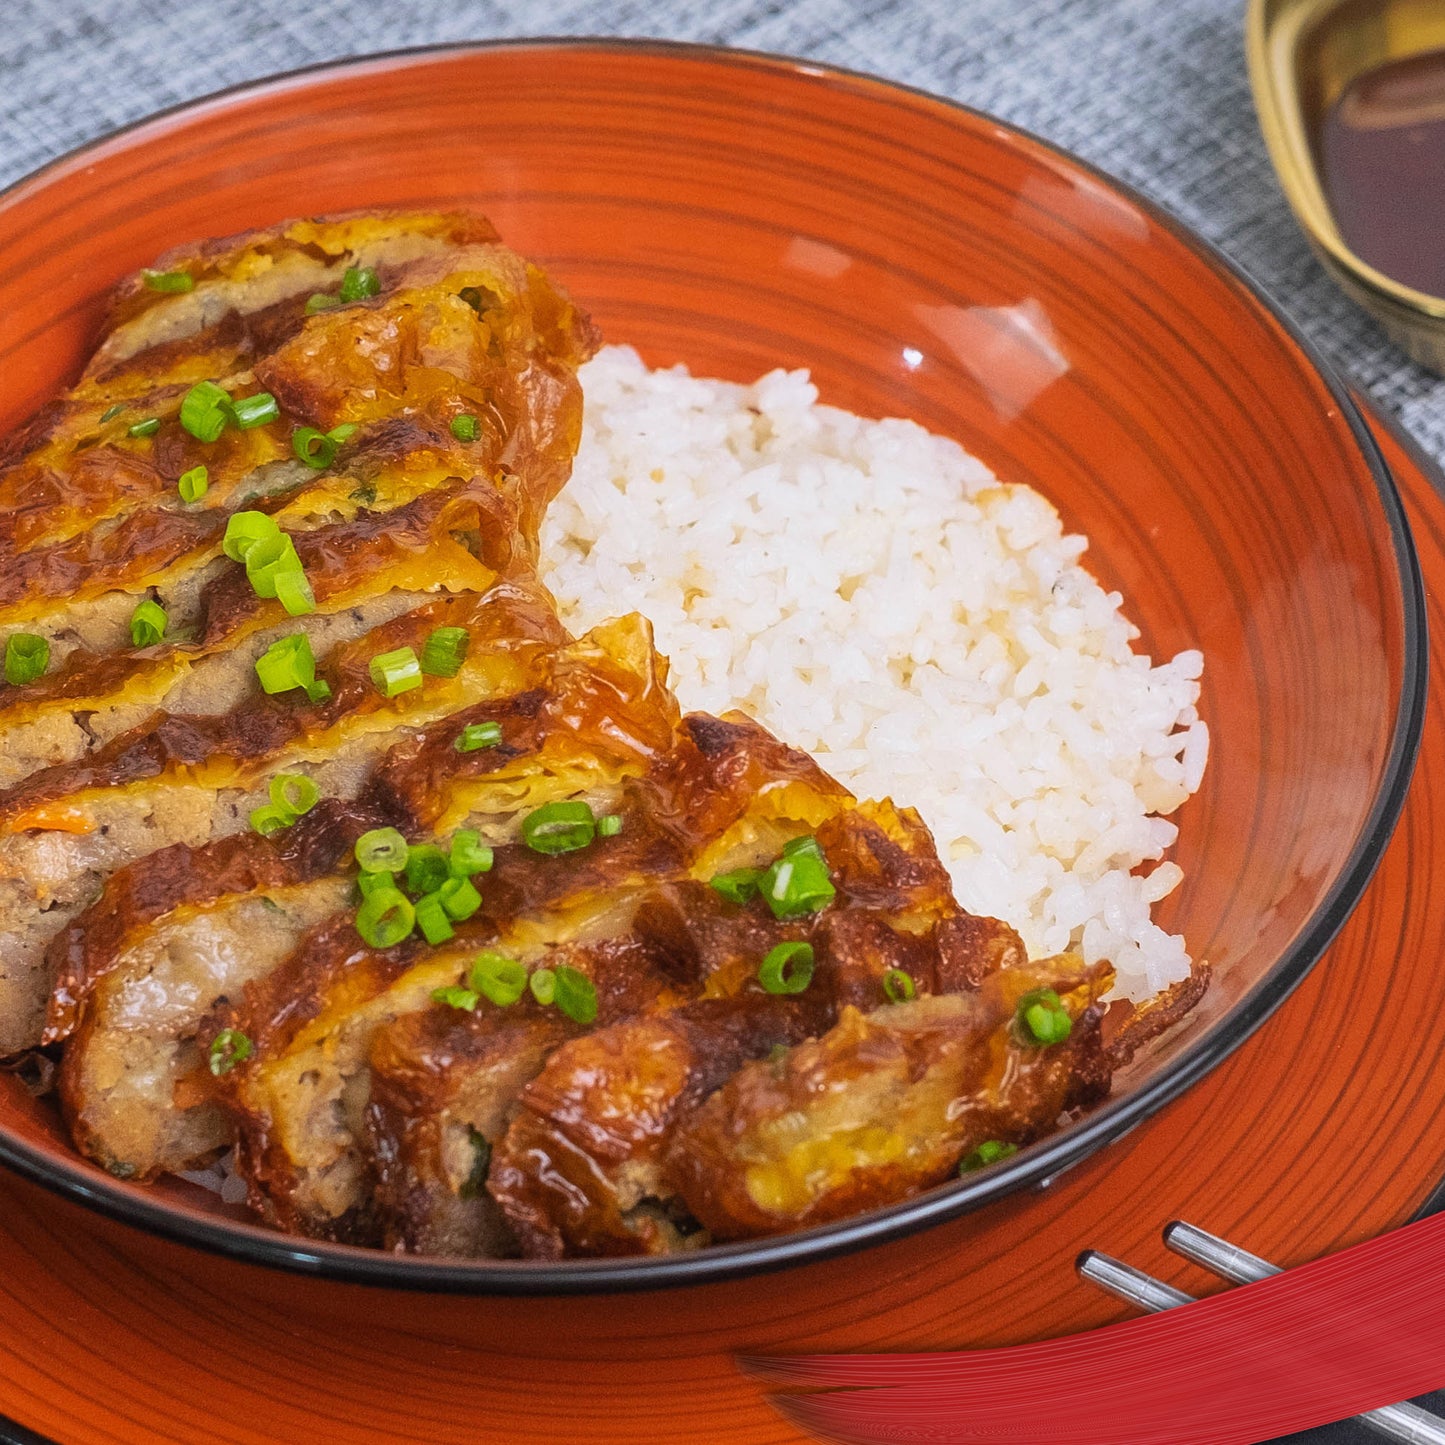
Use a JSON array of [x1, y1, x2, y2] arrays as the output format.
[[665, 958, 1114, 1241]]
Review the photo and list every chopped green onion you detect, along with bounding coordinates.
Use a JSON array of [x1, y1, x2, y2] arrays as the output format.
[[960, 1140, 1019, 1174], [142, 268, 194, 293], [355, 826, 409, 874], [253, 632, 317, 695], [469, 951, 527, 1006], [370, 645, 423, 698], [450, 414, 479, 442], [553, 965, 598, 1025], [1017, 988, 1072, 1046], [420, 625, 470, 678], [357, 868, 397, 898], [415, 893, 455, 946], [405, 843, 450, 897], [222, 510, 280, 563], [355, 887, 414, 948], [268, 772, 320, 818], [232, 392, 280, 429], [249, 802, 294, 837], [179, 381, 233, 443], [128, 599, 167, 649], [207, 1028, 252, 1076], [339, 265, 380, 302], [758, 940, 815, 995], [305, 678, 332, 705], [761, 839, 836, 920], [521, 800, 596, 855], [437, 876, 482, 922], [292, 425, 338, 470], [432, 985, 478, 1011], [127, 417, 161, 438], [305, 292, 340, 314], [710, 867, 762, 905], [99, 403, 126, 423], [459, 1127, 491, 1199], [177, 464, 209, 503], [448, 829, 493, 877], [528, 967, 557, 1006], [242, 534, 298, 597], [274, 567, 316, 617], [882, 968, 916, 1004], [455, 720, 502, 752], [596, 814, 622, 838], [328, 422, 358, 444], [4, 633, 48, 686]]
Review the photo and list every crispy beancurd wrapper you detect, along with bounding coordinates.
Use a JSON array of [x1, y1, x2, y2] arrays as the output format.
[[665, 957, 1114, 1240]]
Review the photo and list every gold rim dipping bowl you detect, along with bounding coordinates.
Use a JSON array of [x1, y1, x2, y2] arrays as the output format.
[[1248, 0, 1445, 371]]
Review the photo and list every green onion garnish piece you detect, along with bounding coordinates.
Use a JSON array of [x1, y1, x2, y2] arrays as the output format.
[[232, 392, 280, 429], [177, 464, 209, 503], [274, 567, 316, 617], [459, 1127, 491, 1199], [99, 402, 126, 423], [420, 625, 470, 678], [357, 868, 396, 898], [959, 1140, 1019, 1174], [432, 985, 478, 1011], [437, 876, 482, 922], [370, 645, 423, 698], [761, 839, 836, 920], [305, 292, 340, 314], [128, 417, 161, 438], [448, 828, 493, 877], [553, 964, 598, 1025], [529, 967, 557, 1006], [254, 632, 317, 695], [450, 414, 479, 443], [339, 265, 380, 302], [1017, 988, 1072, 1046], [249, 802, 293, 837], [405, 843, 450, 897], [242, 533, 297, 598], [596, 814, 622, 838], [521, 800, 596, 855], [355, 827, 409, 873], [416, 893, 455, 946], [355, 887, 415, 949], [179, 381, 233, 443], [268, 772, 320, 818], [328, 422, 358, 444], [469, 951, 528, 1006], [208, 1027, 252, 1076], [222, 509, 281, 563], [142, 268, 195, 293], [128, 599, 167, 649], [305, 678, 332, 705], [882, 968, 916, 1004], [4, 633, 49, 686], [292, 425, 339, 470], [709, 867, 762, 905], [758, 940, 815, 995], [455, 720, 502, 752]]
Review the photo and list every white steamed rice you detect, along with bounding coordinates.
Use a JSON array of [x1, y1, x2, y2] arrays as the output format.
[[542, 346, 1209, 1003]]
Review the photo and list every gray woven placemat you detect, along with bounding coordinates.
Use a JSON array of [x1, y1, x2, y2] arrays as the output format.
[[0, 4, 1429, 1445]]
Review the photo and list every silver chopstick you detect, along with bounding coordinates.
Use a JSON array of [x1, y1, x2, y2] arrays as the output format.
[[1076, 1232, 1445, 1445]]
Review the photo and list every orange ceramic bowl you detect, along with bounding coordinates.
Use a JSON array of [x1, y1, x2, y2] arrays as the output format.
[[0, 41, 1424, 1292]]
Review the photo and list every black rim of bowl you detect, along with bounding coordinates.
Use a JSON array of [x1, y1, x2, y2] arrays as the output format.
[[0, 37, 1427, 1295]]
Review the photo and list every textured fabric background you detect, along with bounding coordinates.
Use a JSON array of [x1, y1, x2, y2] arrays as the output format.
[[0, 4, 1436, 1445]]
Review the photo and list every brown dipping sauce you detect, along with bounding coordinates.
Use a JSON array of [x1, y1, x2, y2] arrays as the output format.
[[1319, 48, 1445, 298]]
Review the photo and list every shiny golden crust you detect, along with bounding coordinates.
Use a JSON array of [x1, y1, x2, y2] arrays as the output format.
[[0, 211, 1186, 1260]]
